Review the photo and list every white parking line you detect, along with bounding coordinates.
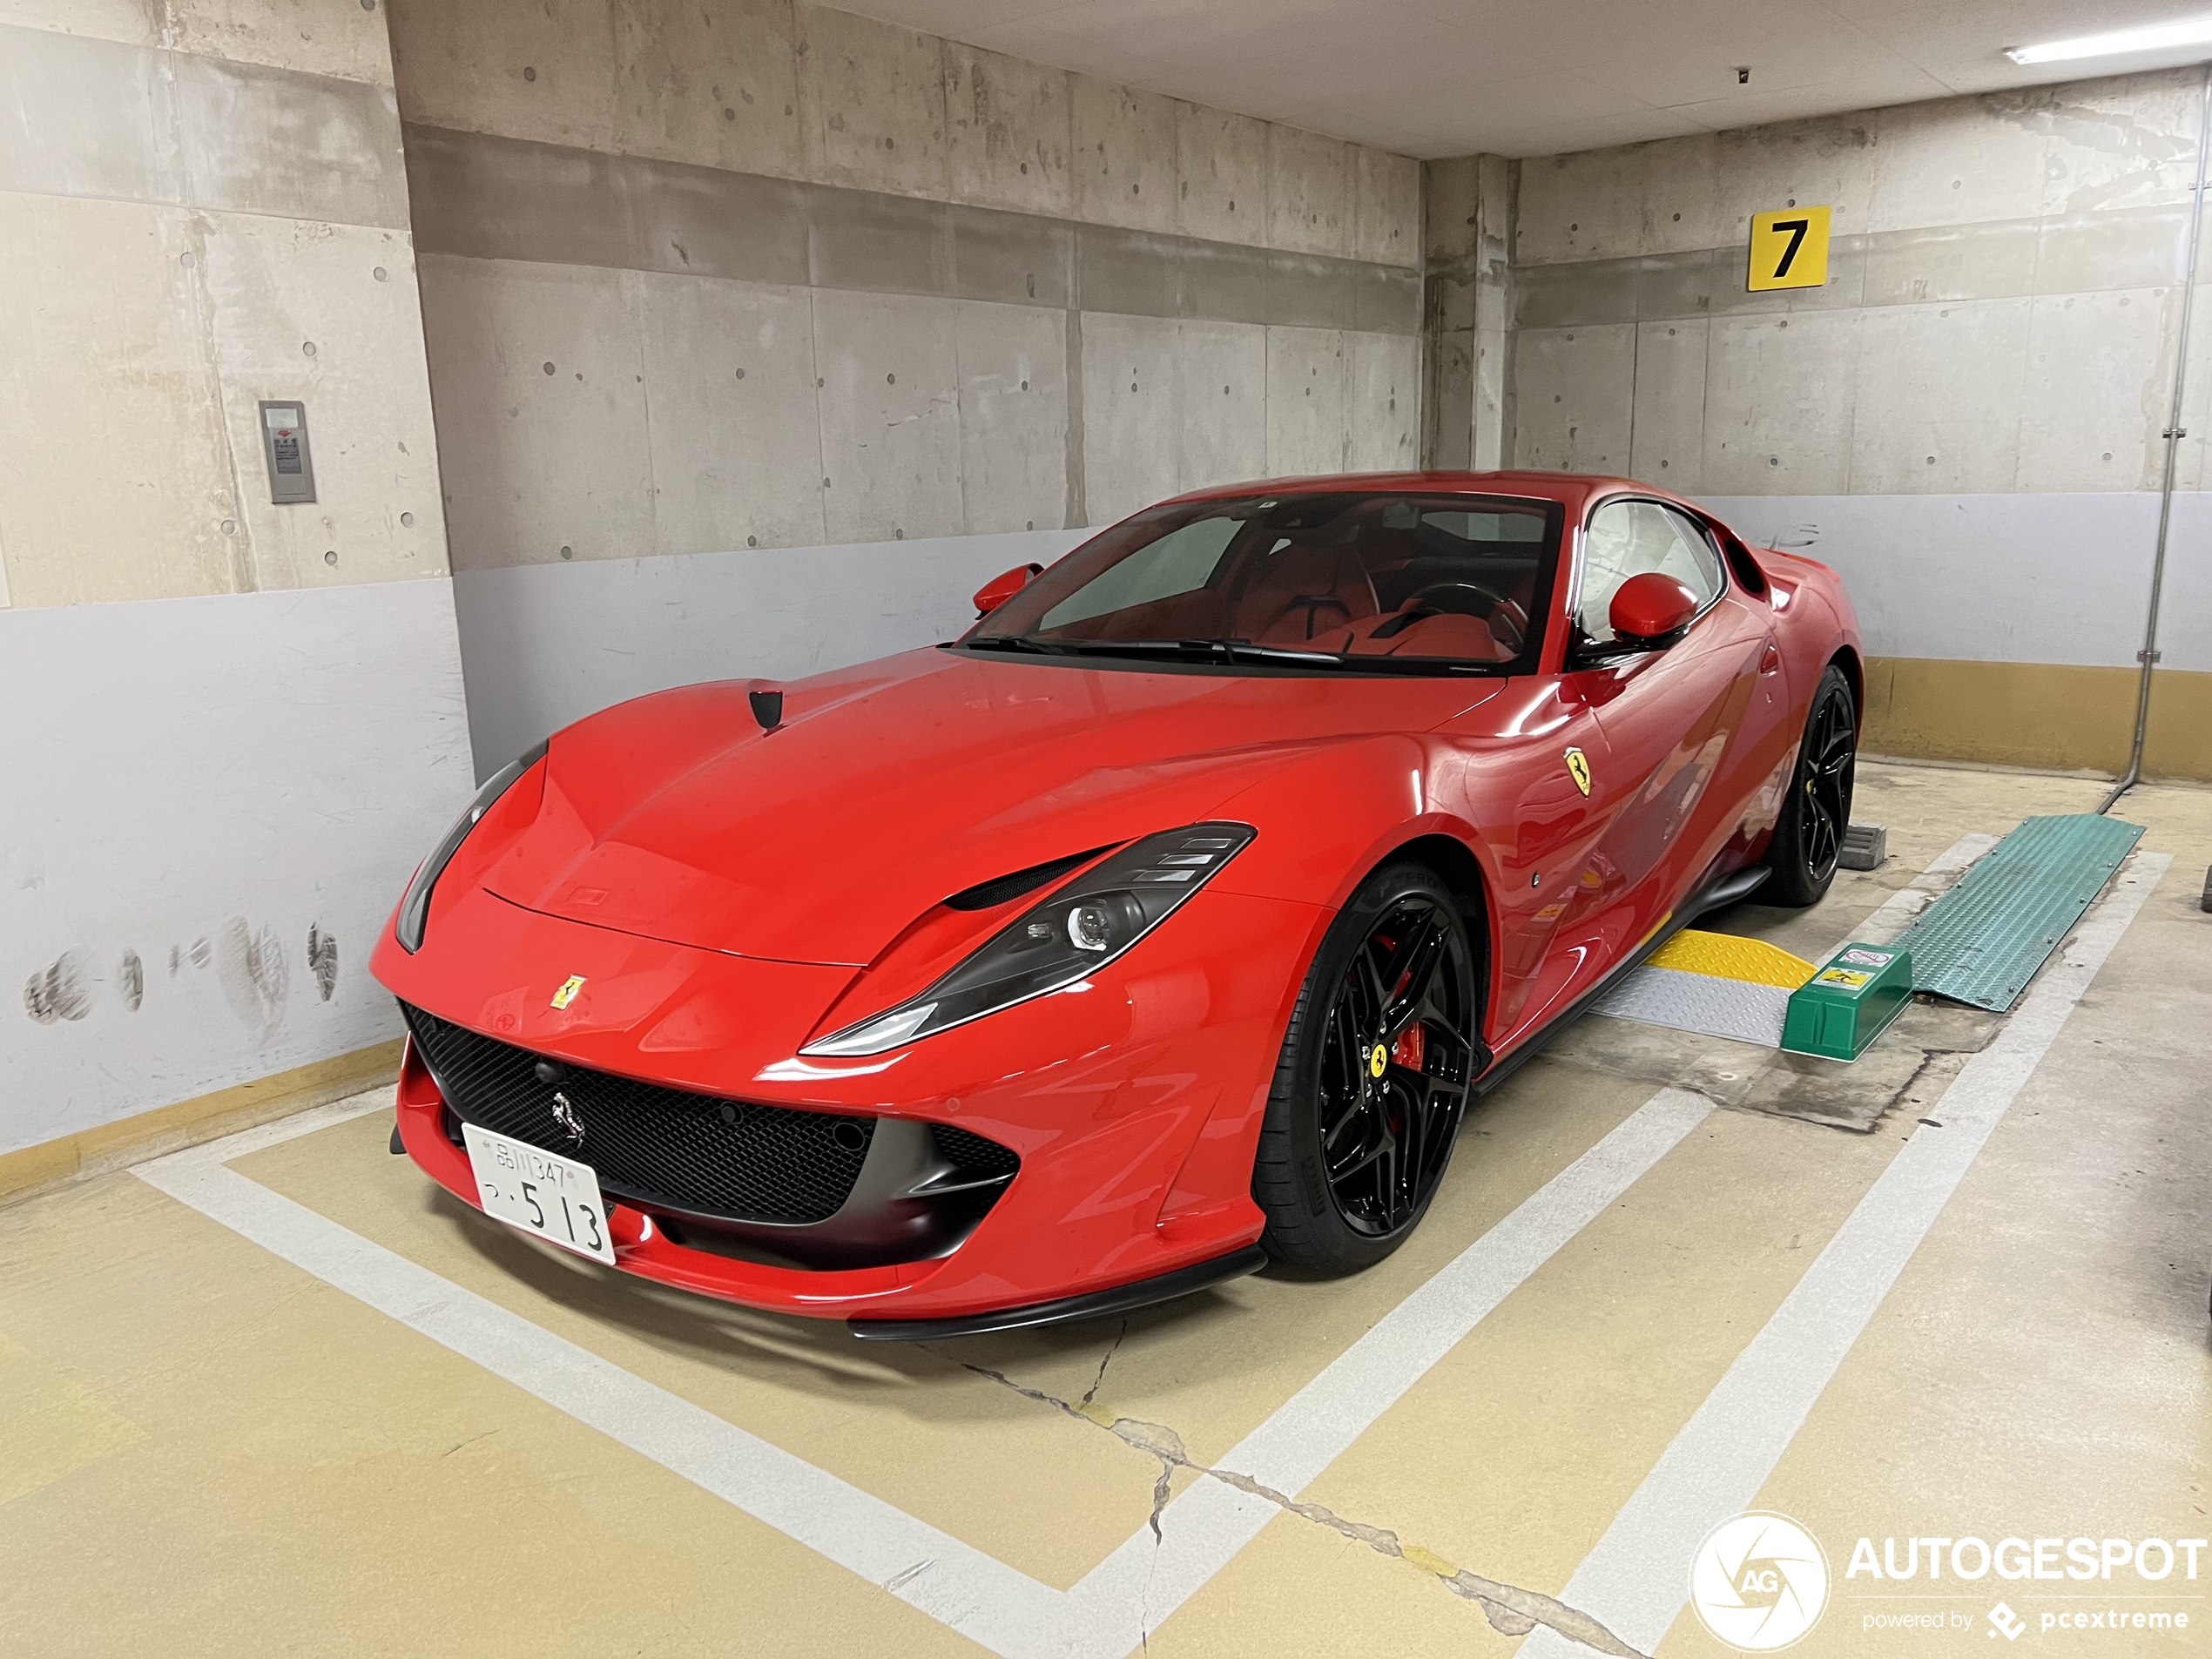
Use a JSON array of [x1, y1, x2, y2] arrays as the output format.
[[138, 1146, 1071, 1651], [1521, 852, 2169, 1659], [137, 1082, 1712, 1658], [1067, 1089, 1715, 1650]]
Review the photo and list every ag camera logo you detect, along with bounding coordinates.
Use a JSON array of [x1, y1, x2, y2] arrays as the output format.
[[1689, 1512, 1831, 1651]]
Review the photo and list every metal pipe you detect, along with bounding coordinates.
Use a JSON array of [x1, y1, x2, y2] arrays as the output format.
[[2101, 57, 2212, 814]]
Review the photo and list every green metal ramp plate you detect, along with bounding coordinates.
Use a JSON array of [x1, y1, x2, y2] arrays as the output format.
[[1890, 813, 2145, 1011]]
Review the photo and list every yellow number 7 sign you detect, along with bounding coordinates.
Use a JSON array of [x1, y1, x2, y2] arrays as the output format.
[[1747, 206, 1831, 292]]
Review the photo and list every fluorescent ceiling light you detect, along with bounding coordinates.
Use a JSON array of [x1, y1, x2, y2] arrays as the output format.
[[2006, 17, 2212, 64]]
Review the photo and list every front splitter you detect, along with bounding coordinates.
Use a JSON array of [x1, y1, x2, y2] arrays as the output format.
[[846, 1244, 1271, 1340]]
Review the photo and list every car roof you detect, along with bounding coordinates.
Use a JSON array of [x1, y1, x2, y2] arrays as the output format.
[[1158, 469, 1675, 516]]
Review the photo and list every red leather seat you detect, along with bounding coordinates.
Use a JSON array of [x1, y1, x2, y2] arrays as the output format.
[[1329, 597, 1517, 661], [1236, 543, 1381, 644]]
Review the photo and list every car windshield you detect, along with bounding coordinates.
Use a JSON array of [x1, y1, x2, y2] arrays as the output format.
[[963, 492, 1564, 675]]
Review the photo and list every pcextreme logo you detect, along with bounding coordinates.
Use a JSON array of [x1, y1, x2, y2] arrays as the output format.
[[1689, 1512, 1831, 1652]]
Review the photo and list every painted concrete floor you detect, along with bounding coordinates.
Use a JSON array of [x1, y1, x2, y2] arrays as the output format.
[[1, 761, 2206, 1657]]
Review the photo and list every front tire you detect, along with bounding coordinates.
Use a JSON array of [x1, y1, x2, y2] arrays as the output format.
[[1253, 861, 1481, 1276], [1762, 663, 1858, 907]]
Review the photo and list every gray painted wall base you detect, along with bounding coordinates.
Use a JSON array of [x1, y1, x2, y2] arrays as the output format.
[[1, 578, 474, 1155], [452, 528, 1089, 774], [1694, 490, 2212, 672]]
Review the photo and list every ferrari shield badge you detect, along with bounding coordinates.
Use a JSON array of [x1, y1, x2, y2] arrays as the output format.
[[1564, 748, 1592, 797], [1368, 1043, 1388, 1079], [550, 974, 587, 1010]]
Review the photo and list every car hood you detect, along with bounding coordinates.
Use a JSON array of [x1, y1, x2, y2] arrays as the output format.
[[480, 648, 1502, 966]]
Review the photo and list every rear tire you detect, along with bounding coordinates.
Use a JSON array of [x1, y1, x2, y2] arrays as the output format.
[[1253, 861, 1481, 1276], [1762, 664, 1857, 907]]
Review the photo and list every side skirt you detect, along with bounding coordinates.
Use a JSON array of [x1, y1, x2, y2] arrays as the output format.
[[1473, 863, 1770, 1099]]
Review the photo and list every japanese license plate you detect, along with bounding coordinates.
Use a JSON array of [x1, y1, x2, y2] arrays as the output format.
[[461, 1123, 616, 1264]]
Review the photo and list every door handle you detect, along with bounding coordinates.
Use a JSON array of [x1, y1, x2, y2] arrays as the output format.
[[1759, 642, 1784, 676]]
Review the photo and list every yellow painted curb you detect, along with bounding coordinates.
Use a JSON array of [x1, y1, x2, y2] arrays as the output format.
[[1646, 929, 1817, 989]]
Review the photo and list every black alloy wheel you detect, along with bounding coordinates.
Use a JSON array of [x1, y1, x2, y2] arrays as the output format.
[[1763, 663, 1858, 907], [1254, 860, 1482, 1274]]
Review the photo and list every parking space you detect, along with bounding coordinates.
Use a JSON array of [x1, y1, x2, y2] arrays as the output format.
[[5, 761, 2202, 1656]]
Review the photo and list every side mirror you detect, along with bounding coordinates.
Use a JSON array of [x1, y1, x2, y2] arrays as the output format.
[[973, 563, 1043, 617], [1608, 571, 1700, 646]]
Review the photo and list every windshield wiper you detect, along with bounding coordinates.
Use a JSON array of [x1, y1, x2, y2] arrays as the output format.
[[1123, 639, 1497, 676], [963, 636, 1494, 675], [961, 635, 1076, 655], [966, 637, 1230, 664]]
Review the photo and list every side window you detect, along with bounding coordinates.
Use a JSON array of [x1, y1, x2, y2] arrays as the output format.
[[1575, 502, 1726, 644], [1041, 516, 1238, 630]]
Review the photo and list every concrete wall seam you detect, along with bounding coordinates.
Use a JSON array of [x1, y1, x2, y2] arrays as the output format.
[[401, 124, 1421, 335]]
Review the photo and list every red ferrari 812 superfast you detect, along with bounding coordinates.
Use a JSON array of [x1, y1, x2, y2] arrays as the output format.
[[371, 471, 1862, 1338]]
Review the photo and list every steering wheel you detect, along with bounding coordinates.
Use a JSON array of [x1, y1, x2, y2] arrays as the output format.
[[1385, 579, 1526, 653], [1405, 578, 1509, 613]]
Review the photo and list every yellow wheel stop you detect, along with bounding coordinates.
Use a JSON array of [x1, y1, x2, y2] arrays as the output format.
[[1644, 930, 1817, 989]]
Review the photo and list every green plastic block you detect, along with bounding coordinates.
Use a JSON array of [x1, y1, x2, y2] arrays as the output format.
[[1782, 943, 1913, 1062]]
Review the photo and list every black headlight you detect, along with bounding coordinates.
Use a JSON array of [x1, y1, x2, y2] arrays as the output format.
[[394, 740, 549, 952], [801, 822, 1256, 1056]]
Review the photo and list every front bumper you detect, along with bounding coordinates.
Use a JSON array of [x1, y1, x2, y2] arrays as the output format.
[[400, 1001, 1023, 1271], [375, 881, 1325, 1327]]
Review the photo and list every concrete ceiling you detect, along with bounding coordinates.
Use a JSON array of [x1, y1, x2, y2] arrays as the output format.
[[831, 0, 2212, 158]]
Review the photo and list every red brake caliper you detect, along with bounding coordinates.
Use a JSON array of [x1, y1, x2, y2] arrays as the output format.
[[1390, 1022, 1426, 1072]]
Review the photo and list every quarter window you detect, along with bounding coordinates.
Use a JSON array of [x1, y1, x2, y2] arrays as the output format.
[[1575, 501, 1725, 644]]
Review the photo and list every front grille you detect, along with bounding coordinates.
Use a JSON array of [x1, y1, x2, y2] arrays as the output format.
[[401, 1004, 873, 1224]]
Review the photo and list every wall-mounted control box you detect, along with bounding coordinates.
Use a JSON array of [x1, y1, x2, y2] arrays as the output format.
[[258, 401, 316, 504]]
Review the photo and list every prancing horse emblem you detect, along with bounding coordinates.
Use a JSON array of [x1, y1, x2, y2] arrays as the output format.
[[550, 1090, 584, 1146], [1564, 747, 1592, 797]]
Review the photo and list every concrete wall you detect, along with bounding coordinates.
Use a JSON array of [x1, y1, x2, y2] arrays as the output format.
[[1507, 68, 2212, 779], [0, 3, 475, 1159], [1423, 153, 1512, 473], [383, 0, 1426, 772]]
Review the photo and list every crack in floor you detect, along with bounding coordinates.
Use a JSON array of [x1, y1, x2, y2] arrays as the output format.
[[1081, 1318, 1128, 1412], [932, 1350, 1649, 1657]]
